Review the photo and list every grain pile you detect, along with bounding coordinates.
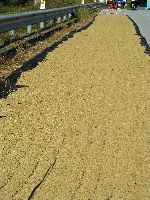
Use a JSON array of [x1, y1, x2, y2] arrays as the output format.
[[0, 15, 150, 200]]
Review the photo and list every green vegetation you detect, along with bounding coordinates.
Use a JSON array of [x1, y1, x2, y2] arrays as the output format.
[[123, 0, 147, 8], [138, 0, 147, 6], [0, 0, 96, 14], [126, 0, 147, 9], [73, 7, 90, 20]]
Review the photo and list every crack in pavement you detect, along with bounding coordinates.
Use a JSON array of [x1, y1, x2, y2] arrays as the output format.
[[28, 155, 58, 200], [70, 170, 85, 200]]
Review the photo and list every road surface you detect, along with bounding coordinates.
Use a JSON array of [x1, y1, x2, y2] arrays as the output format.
[[126, 10, 150, 46]]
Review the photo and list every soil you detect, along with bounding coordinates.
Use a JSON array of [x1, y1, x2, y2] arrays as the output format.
[[0, 14, 150, 200]]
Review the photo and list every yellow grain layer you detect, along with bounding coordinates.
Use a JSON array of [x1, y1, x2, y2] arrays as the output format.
[[0, 15, 150, 200]]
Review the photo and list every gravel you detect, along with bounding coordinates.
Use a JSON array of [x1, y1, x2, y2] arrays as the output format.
[[0, 15, 150, 200]]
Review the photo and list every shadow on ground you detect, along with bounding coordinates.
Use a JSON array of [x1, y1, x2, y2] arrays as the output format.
[[127, 16, 150, 56], [0, 17, 95, 99]]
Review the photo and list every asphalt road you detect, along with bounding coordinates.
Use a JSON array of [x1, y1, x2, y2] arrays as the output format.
[[125, 10, 150, 46]]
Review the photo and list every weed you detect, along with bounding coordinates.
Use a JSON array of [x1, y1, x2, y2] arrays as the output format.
[[73, 8, 89, 20]]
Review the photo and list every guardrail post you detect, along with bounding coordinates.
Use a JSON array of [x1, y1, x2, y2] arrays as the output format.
[[27, 25, 32, 34], [40, 22, 45, 29], [68, 14, 72, 19], [9, 30, 16, 38], [50, 19, 54, 26], [63, 15, 67, 22], [57, 17, 61, 23], [0, 4, 101, 36]]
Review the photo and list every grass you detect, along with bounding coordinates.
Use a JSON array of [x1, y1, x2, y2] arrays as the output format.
[[0, 6, 100, 79], [0, 20, 57, 45], [0, 1, 101, 46], [0, 0, 95, 14], [73, 7, 91, 20], [0, 6, 97, 46]]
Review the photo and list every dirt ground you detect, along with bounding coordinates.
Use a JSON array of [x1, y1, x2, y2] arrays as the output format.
[[0, 15, 150, 200]]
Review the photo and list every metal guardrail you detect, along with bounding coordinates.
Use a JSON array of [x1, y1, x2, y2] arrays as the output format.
[[0, 3, 101, 36]]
